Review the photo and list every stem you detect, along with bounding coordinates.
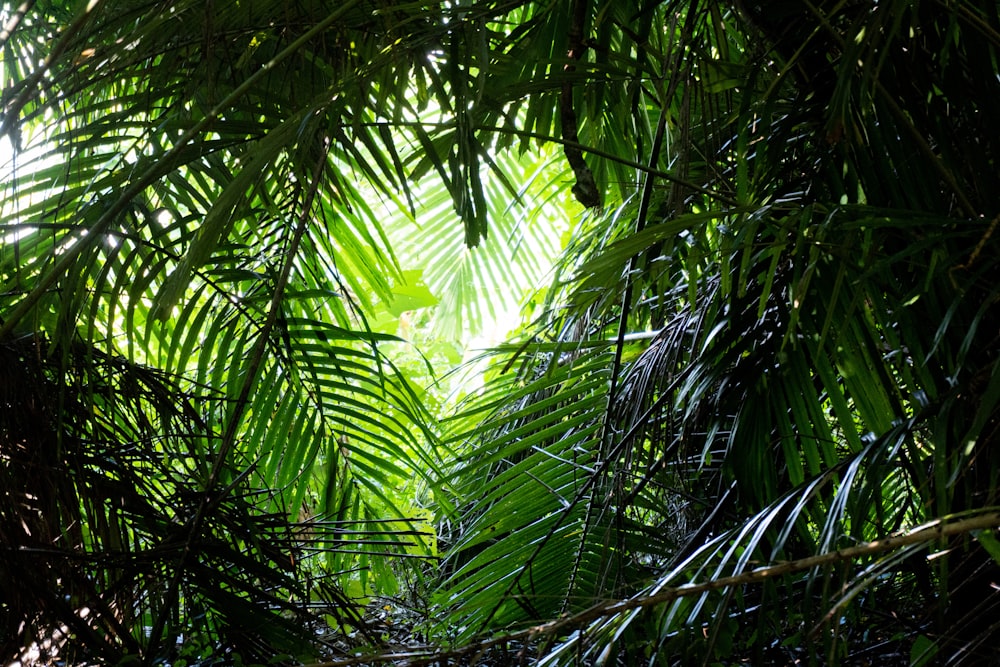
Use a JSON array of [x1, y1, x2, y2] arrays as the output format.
[[304, 510, 1000, 666]]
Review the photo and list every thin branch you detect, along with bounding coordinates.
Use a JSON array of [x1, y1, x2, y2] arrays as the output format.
[[485, 125, 739, 206], [560, 0, 600, 208], [0, 0, 35, 50], [304, 510, 1000, 666], [473, 95, 678, 628], [351, 120, 740, 206], [953, 212, 1000, 272], [935, 0, 1000, 52], [800, 0, 979, 218], [560, 90, 671, 612]]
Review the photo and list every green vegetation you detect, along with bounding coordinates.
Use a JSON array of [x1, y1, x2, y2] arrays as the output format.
[[2, 1, 1000, 664]]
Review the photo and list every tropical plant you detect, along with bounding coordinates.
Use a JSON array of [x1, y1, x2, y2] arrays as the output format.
[[0, 334, 371, 664], [0, 0, 553, 661], [3, 0, 1000, 665], [433, 0, 1000, 664]]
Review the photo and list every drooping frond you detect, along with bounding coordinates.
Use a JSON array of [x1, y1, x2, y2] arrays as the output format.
[[0, 334, 372, 664], [436, 1, 1000, 664]]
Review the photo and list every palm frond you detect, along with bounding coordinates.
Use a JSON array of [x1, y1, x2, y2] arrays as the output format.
[[0, 333, 369, 664], [435, 1, 1000, 664]]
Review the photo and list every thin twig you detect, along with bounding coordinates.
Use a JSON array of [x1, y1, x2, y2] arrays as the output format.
[[800, 0, 978, 218], [953, 212, 999, 272]]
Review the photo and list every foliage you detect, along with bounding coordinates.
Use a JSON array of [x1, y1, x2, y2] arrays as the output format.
[[0, 334, 365, 664], [3, 0, 1000, 665], [434, 0, 1000, 664], [0, 0, 508, 660]]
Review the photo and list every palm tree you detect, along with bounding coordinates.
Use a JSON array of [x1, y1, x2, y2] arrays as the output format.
[[0, 0, 526, 661], [434, 0, 1000, 664], [3, 0, 1000, 665]]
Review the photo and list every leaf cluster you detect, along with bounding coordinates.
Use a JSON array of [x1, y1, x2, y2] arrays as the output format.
[[435, 1, 1000, 664]]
